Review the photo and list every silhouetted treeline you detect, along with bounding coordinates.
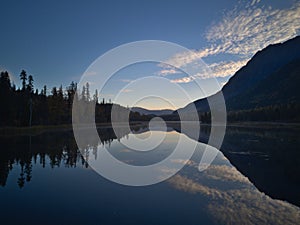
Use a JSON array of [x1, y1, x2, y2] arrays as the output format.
[[0, 70, 150, 127], [198, 104, 300, 123], [162, 104, 300, 123], [227, 103, 300, 122], [161, 112, 211, 123]]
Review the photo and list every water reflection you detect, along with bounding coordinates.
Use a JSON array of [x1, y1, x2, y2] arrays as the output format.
[[172, 124, 300, 207], [0, 132, 81, 188], [222, 126, 300, 206], [0, 125, 299, 225], [168, 154, 300, 224]]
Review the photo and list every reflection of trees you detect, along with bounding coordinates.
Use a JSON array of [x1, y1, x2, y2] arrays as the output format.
[[0, 127, 131, 188], [82, 126, 135, 163], [0, 132, 77, 187], [168, 122, 211, 144], [221, 126, 300, 206]]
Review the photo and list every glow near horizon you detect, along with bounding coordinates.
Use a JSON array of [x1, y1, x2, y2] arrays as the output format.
[[79, 1, 300, 110], [1, 1, 299, 110]]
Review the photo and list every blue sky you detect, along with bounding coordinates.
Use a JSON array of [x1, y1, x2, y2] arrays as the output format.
[[1, 0, 299, 109]]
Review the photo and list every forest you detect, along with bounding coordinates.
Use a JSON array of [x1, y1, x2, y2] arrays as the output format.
[[0, 69, 299, 127], [0, 70, 149, 127]]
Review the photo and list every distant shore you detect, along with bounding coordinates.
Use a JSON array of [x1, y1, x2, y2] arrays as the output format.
[[225, 121, 300, 129], [0, 122, 145, 136], [0, 121, 299, 136]]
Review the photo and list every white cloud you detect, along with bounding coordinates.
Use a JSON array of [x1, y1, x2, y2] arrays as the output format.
[[162, 45, 225, 69], [208, 59, 249, 77], [157, 68, 181, 76], [169, 59, 249, 83], [170, 76, 195, 84], [121, 88, 133, 93], [158, 2, 300, 83], [206, 2, 300, 57]]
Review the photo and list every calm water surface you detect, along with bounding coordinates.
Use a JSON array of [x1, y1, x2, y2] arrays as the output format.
[[0, 125, 299, 225]]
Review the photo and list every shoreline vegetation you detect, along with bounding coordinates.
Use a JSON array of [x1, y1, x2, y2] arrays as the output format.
[[1, 121, 299, 136], [1, 66, 299, 133]]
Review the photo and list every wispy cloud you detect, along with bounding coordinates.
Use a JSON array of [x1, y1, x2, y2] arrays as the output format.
[[159, 2, 300, 83], [121, 89, 133, 93], [170, 76, 194, 84], [251, 0, 261, 7], [162, 45, 224, 69], [206, 2, 300, 57], [157, 68, 181, 76], [169, 59, 248, 83], [207, 59, 249, 77]]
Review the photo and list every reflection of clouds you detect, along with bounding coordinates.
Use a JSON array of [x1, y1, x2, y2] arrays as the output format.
[[203, 164, 250, 184], [158, 167, 178, 179], [169, 174, 223, 198], [168, 163, 300, 225], [170, 159, 195, 166], [119, 148, 132, 153]]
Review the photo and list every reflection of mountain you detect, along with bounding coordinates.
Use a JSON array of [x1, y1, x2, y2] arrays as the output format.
[[1, 124, 300, 209], [221, 126, 300, 206], [168, 163, 300, 225], [1, 126, 299, 225], [179, 36, 300, 121], [172, 123, 300, 207], [165, 130, 300, 224]]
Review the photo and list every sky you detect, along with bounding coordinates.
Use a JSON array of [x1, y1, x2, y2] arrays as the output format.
[[0, 0, 299, 109]]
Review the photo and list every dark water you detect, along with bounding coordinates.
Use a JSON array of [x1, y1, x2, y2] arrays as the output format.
[[0, 125, 299, 225], [222, 126, 300, 206]]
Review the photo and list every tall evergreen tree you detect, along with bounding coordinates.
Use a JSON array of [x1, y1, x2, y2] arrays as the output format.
[[27, 75, 34, 93], [20, 70, 27, 91], [81, 85, 86, 101], [43, 85, 47, 96], [93, 89, 98, 104], [86, 82, 90, 101], [0, 71, 11, 91]]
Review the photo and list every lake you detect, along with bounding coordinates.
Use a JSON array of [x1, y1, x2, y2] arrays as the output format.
[[0, 124, 299, 225]]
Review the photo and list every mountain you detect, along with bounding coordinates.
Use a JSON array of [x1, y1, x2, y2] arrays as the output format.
[[223, 36, 300, 100], [131, 107, 174, 116], [178, 36, 300, 121], [227, 59, 300, 110]]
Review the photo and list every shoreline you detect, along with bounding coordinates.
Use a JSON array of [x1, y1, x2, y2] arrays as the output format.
[[0, 121, 299, 136]]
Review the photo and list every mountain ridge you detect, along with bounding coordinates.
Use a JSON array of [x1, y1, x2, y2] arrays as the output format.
[[178, 36, 300, 121]]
